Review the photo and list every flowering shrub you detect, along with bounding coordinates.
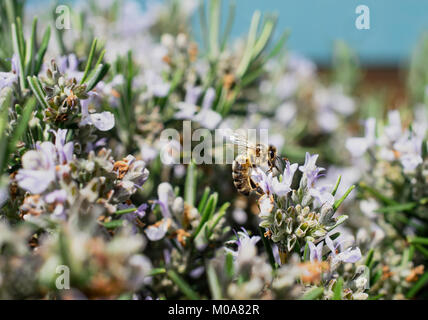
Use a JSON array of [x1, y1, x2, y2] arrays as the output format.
[[0, 0, 427, 300]]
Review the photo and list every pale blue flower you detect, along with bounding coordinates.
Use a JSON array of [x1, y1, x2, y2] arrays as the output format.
[[120, 155, 150, 188], [57, 54, 83, 81], [299, 153, 325, 189], [0, 54, 19, 91], [384, 110, 402, 142], [272, 161, 298, 197], [51, 129, 74, 164], [16, 142, 57, 194], [0, 72, 17, 91], [45, 189, 67, 204], [299, 153, 322, 176], [346, 117, 376, 157], [174, 86, 222, 129], [45, 189, 68, 219], [80, 93, 115, 131], [156, 182, 174, 218], [251, 167, 274, 195], [309, 185, 334, 207], [143, 70, 170, 98], [226, 228, 261, 263], [325, 234, 361, 267], [145, 219, 170, 241], [308, 240, 323, 262], [193, 87, 222, 129]]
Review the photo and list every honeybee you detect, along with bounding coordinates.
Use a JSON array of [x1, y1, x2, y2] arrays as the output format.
[[232, 154, 261, 196], [230, 133, 285, 196]]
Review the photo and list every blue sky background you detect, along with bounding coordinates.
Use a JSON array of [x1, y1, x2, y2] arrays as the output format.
[[190, 0, 428, 67], [28, 0, 428, 66]]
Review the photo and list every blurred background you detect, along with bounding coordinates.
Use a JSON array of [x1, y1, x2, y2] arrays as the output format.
[[29, 0, 428, 64], [29, 0, 428, 108], [183, 0, 428, 107]]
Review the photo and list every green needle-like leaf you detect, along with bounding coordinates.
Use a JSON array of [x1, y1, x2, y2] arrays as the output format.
[[365, 248, 374, 268], [333, 185, 355, 211], [236, 10, 260, 78], [197, 186, 211, 213], [259, 227, 277, 269], [300, 287, 324, 300], [102, 220, 124, 229], [407, 236, 428, 246], [333, 278, 343, 300], [184, 160, 197, 207], [24, 18, 37, 76], [225, 252, 234, 278], [406, 272, 428, 299], [375, 202, 417, 213], [80, 38, 98, 84], [220, 1, 235, 51], [207, 262, 222, 300], [8, 97, 36, 154], [85, 63, 110, 92], [331, 175, 342, 196], [209, 0, 220, 58], [167, 270, 199, 300], [193, 193, 218, 239], [27, 76, 50, 110], [34, 26, 51, 75], [252, 16, 276, 59], [11, 22, 26, 90], [148, 268, 166, 277], [359, 182, 397, 206]]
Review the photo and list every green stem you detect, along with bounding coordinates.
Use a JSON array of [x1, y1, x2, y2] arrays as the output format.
[[167, 270, 199, 300], [259, 227, 277, 269]]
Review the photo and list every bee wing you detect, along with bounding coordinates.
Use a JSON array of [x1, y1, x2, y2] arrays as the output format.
[[274, 155, 287, 172], [229, 132, 257, 149]]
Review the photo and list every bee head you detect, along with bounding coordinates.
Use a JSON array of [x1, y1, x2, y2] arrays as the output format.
[[255, 144, 262, 157], [268, 145, 277, 160]]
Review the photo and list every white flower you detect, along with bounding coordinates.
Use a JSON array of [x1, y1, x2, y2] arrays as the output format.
[[346, 117, 376, 157], [272, 162, 298, 197], [174, 87, 222, 129], [0, 54, 18, 90], [309, 185, 334, 207], [16, 142, 57, 194], [359, 198, 379, 219], [80, 92, 115, 131], [251, 167, 274, 195], [258, 194, 274, 221], [227, 229, 260, 266], [275, 102, 297, 125], [88, 112, 115, 131], [275, 75, 298, 100], [325, 234, 361, 269], [174, 102, 198, 119], [308, 240, 323, 262], [400, 153, 423, 172], [157, 182, 175, 218], [143, 70, 170, 98], [384, 110, 402, 141], [0, 72, 17, 91], [145, 219, 170, 241], [299, 152, 322, 176], [393, 130, 423, 171]]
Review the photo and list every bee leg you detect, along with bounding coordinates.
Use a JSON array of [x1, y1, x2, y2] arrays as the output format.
[[250, 178, 264, 196], [266, 160, 274, 173]]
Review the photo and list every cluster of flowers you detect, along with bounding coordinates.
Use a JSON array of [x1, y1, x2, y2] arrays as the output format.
[[343, 108, 428, 299], [207, 152, 367, 300]]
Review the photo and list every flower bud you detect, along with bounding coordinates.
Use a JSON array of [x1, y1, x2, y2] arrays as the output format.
[[320, 203, 334, 224]]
